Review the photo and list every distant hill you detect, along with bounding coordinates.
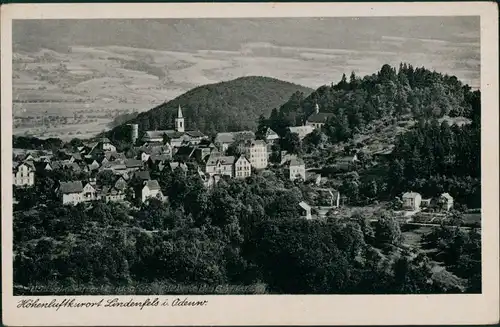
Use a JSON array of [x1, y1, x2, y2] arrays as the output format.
[[108, 76, 312, 143]]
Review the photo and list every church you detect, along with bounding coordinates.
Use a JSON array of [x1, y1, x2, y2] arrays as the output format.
[[141, 106, 207, 147], [305, 103, 335, 129]]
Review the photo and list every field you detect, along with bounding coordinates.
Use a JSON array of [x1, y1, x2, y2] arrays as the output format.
[[13, 46, 207, 140], [401, 224, 434, 248]]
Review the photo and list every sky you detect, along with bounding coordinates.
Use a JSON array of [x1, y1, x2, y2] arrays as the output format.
[[13, 16, 481, 90]]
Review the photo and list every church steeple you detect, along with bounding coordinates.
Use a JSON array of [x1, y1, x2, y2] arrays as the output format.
[[177, 105, 183, 118], [175, 105, 185, 132]]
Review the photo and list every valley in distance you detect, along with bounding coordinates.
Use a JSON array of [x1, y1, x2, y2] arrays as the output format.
[[13, 61, 481, 295]]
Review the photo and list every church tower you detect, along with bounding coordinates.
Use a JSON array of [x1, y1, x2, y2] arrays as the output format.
[[175, 105, 185, 132]]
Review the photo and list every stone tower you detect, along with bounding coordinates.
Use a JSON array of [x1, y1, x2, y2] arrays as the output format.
[[175, 105, 185, 133], [129, 124, 139, 144]]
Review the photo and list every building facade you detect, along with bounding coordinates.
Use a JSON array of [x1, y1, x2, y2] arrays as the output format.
[[203, 154, 235, 177], [402, 192, 422, 211], [243, 140, 268, 169], [57, 181, 97, 205], [12, 162, 35, 187], [140, 180, 165, 203], [286, 157, 306, 181], [234, 155, 252, 179]]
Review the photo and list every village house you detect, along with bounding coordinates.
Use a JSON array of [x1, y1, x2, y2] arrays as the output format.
[[12, 161, 35, 187], [334, 154, 359, 170], [100, 162, 128, 175], [242, 140, 268, 169], [132, 170, 151, 182], [265, 127, 280, 143], [56, 180, 97, 205], [284, 156, 306, 181], [439, 193, 454, 211], [299, 201, 313, 220], [214, 131, 255, 152], [84, 158, 100, 171], [88, 138, 117, 156], [140, 180, 165, 203], [402, 192, 422, 211], [114, 175, 129, 191], [264, 127, 279, 157], [306, 103, 334, 129], [234, 155, 252, 179], [101, 186, 126, 203], [288, 125, 315, 140], [147, 154, 171, 171], [137, 144, 172, 162], [203, 154, 235, 178]]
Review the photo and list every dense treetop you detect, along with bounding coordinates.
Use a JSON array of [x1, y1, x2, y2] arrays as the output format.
[[266, 63, 479, 140], [108, 76, 312, 144]]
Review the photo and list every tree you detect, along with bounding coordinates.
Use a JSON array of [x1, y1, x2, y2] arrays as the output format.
[[96, 170, 116, 187], [374, 212, 403, 247], [280, 130, 302, 155], [255, 115, 268, 140]]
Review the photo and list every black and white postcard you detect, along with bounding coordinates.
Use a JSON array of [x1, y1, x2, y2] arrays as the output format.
[[1, 2, 498, 326]]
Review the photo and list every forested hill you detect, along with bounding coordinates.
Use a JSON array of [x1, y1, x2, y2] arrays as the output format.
[[108, 76, 312, 143], [268, 63, 480, 138]]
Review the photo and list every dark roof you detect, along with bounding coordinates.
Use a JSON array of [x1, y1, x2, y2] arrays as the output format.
[[175, 146, 196, 158], [34, 161, 51, 170], [134, 170, 151, 181], [59, 181, 84, 194], [85, 157, 99, 165], [163, 131, 185, 139], [307, 112, 334, 123], [186, 130, 206, 138], [198, 139, 215, 148], [144, 179, 161, 190], [125, 159, 143, 168]]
